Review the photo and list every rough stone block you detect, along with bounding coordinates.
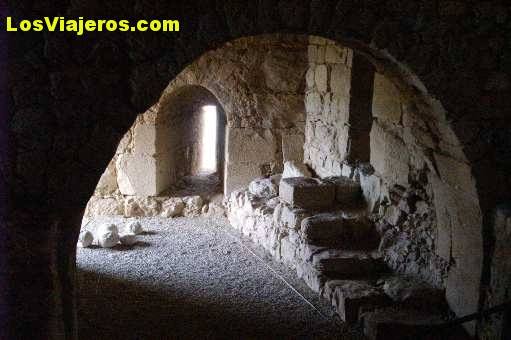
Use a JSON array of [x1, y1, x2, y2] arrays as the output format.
[[77, 231, 93, 248], [372, 73, 402, 124], [362, 307, 446, 340], [279, 178, 335, 209], [248, 177, 279, 198], [160, 197, 184, 218], [282, 161, 312, 179], [226, 128, 278, 164], [370, 122, 409, 186], [323, 176, 362, 204], [315, 64, 328, 93], [224, 162, 265, 195], [95, 159, 118, 197], [282, 133, 305, 163], [312, 250, 386, 278], [300, 213, 373, 247], [296, 262, 326, 293], [116, 153, 159, 196], [380, 276, 445, 312], [330, 64, 351, 94], [324, 280, 390, 323], [85, 196, 123, 217], [279, 204, 312, 230]]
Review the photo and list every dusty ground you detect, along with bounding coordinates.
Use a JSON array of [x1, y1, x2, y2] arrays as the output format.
[[77, 216, 364, 339]]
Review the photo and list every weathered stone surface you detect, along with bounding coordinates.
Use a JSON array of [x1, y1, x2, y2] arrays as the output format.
[[77, 231, 93, 248], [95, 159, 118, 197], [248, 177, 279, 198], [301, 213, 372, 247], [279, 177, 334, 209], [279, 203, 311, 230], [116, 153, 160, 196], [370, 122, 409, 186], [205, 202, 226, 217], [362, 307, 447, 340], [324, 280, 390, 323], [125, 221, 144, 235], [183, 196, 204, 217], [281, 161, 312, 179], [323, 176, 362, 204], [282, 133, 305, 163], [380, 276, 445, 311], [124, 197, 161, 217], [160, 198, 184, 218], [95, 224, 120, 248], [296, 262, 326, 293], [372, 73, 402, 124], [85, 196, 123, 217], [311, 249, 386, 278]]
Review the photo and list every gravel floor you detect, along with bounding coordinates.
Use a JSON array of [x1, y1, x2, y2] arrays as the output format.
[[77, 216, 364, 339]]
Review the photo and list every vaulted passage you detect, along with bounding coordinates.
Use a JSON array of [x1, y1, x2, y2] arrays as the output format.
[[5, 3, 510, 339], [74, 34, 484, 339]]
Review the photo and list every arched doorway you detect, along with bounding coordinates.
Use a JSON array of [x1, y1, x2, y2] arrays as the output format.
[[5, 2, 507, 338]]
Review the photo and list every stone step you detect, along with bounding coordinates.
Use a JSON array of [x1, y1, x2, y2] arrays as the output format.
[[297, 247, 387, 293], [300, 212, 378, 248], [311, 249, 388, 278], [279, 177, 335, 210], [323, 280, 391, 324], [361, 307, 466, 340], [323, 176, 363, 205], [378, 275, 447, 314]]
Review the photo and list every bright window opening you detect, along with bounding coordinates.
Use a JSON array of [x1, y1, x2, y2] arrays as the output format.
[[199, 105, 218, 173]]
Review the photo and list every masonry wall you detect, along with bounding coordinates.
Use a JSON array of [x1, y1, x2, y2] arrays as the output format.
[[304, 37, 353, 177], [86, 35, 310, 216], [365, 72, 483, 333]]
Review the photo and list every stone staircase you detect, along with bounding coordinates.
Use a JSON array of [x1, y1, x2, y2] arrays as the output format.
[[226, 175, 467, 339]]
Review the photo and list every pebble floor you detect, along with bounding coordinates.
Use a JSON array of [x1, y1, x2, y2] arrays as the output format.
[[77, 216, 364, 339]]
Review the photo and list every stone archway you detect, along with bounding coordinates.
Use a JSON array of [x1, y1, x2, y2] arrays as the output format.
[[5, 2, 509, 339]]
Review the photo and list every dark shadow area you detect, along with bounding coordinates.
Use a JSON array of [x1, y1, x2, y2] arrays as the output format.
[[76, 269, 354, 340]]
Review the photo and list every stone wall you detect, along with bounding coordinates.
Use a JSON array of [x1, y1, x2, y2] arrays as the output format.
[[365, 71, 483, 333], [86, 35, 309, 216], [6, 2, 511, 338], [160, 35, 309, 194], [304, 37, 353, 177], [303, 36, 484, 333]]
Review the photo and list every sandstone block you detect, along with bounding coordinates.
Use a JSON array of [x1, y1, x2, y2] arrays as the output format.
[[282, 133, 305, 163], [279, 204, 312, 230], [125, 221, 144, 235], [279, 177, 334, 209], [95, 224, 120, 248], [85, 196, 123, 217], [77, 231, 93, 248], [324, 176, 362, 204], [183, 196, 204, 217], [282, 161, 312, 179], [300, 213, 373, 247], [248, 177, 279, 198], [372, 73, 402, 124], [95, 159, 118, 197], [315, 64, 328, 93], [160, 198, 184, 218], [311, 250, 386, 278], [324, 280, 390, 323]]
